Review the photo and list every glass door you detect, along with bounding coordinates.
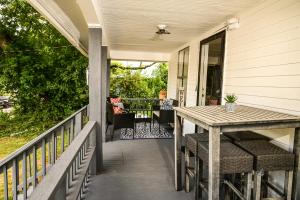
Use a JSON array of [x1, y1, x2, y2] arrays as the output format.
[[197, 31, 225, 106]]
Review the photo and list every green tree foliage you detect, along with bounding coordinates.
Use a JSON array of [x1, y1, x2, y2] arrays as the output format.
[[110, 62, 168, 98], [0, 0, 88, 121], [147, 62, 168, 96]]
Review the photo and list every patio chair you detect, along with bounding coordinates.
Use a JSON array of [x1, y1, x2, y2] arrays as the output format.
[[152, 99, 178, 133], [106, 102, 135, 141]]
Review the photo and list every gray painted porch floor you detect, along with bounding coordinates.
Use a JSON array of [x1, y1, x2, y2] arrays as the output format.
[[86, 138, 193, 200]]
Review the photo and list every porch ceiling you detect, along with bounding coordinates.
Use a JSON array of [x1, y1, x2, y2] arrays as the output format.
[[30, 0, 264, 57], [98, 0, 263, 53]]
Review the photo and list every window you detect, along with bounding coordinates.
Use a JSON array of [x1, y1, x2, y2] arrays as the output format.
[[177, 47, 189, 105]]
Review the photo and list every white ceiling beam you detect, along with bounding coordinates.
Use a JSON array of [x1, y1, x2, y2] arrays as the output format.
[[110, 50, 170, 62], [76, 0, 109, 46]]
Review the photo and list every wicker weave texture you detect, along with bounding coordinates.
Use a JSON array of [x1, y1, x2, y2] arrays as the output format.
[[235, 140, 295, 171], [185, 133, 230, 154], [197, 142, 253, 174]]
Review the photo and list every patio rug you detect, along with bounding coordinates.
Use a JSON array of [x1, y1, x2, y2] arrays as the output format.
[[120, 122, 173, 139]]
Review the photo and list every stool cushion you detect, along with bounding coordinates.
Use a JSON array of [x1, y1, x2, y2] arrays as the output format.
[[197, 141, 253, 174], [185, 133, 230, 155], [235, 140, 295, 171], [224, 131, 270, 141]]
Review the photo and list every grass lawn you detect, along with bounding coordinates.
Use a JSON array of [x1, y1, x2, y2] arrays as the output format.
[[0, 133, 70, 199], [0, 135, 37, 200], [0, 135, 37, 161], [0, 116, 60, 199], [0, 110, 85, 199]]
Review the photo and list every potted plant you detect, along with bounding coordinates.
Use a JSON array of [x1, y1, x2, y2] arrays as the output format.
[[224, 94, 238, 112], [208, 96, 218, 105]]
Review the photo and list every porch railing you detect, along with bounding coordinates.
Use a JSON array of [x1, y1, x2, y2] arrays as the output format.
[[122, 98, 160, 118], [29, 121, 96, 200], [0, 106, 88, 200]]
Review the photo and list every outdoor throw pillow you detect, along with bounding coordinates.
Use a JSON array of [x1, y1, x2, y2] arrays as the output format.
[[160, 99, 173, 110], [110, 97, 121, 104], [113, 106, 123, 114]]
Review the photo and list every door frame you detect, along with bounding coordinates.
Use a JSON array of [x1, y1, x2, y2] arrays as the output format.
[[196, 30, 226, 106]]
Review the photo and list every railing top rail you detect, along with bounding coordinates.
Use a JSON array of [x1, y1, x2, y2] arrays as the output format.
[[0, 105, 87, 167], [122, 98, 159, 100], [28, 120, 96, 200]]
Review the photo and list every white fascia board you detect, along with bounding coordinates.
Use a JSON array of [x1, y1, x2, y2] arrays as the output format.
[[27, 0, 88, 56], [110, 50, 170, 62], [90, 0, 109, 46]]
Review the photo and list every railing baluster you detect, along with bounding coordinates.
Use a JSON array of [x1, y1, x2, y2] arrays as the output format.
[[42, 139, 46, 176], [66, 171, 69, 192], [51, 133, 56, 164], [12, 158, 18, 200], [76, 153, 79, 171], [68, 127, 71, 145], [3, 165, 9, 200], [74, 156, 77, 175], [32, 145, 37, 188], [22, 152, 27, 199], [80, 148, 82, 165], [68, 168, 71, 189], [71, 118, 74, 141], [48, 138, 52, 165], [72, 161, 75, 181], [61, 126, 65, 153], [28, 153, 32, 180]]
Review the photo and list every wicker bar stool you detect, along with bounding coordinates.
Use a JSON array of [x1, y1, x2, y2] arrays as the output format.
[[195, 141, 254, 200], [184, 133, 253, 200], [223, 131, 271, 197], [235, 140, 295, 200], [184, 134, 231, 189], [184, 134, 231, 193]]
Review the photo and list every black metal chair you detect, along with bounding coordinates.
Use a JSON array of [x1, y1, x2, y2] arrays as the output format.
[[106, 102, 135, 141], [152, 99, 178, 133]]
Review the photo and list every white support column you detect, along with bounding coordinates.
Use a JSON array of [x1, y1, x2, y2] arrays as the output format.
[[88, 27, 103, 172], [74, 112, 82, 136], [101, 46, 107, 142], [107, 59, 111, 97]]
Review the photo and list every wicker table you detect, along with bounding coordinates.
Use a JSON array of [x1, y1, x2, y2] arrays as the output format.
[[174, 105, 300, 200]]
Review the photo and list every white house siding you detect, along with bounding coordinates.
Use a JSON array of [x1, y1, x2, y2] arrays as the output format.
[[168, 0, 300, 193], [225, 0, 300, 116], [224, 0, 300, 149]]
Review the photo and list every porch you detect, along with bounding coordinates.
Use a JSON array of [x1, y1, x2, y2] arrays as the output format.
[[86, 138, 192, 200], [1, 0, 300, 199]]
